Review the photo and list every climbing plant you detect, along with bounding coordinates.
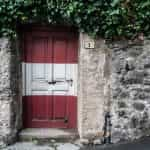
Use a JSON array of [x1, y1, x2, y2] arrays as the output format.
[[0, 0, 150, 38]]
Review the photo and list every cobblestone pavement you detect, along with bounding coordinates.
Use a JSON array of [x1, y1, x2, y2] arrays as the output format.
[[3, 142, 81, 150]]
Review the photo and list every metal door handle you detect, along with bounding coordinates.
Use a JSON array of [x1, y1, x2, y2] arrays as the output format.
[[66, 79, 73, 83], [48, 80, 64, 85], [47, 79, 73, 85], [48, 81, 57, 85]]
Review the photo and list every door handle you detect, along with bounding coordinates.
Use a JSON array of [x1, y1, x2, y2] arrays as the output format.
[[66, 79, 73, 83], [47, 79, 73, 85], [47, 80, 63, 85], [48, 81, 57, 85]]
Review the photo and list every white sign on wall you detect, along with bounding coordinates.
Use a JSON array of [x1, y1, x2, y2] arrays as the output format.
[[84, 41, 95, 49]]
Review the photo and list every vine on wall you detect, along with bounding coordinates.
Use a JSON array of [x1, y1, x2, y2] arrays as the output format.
[[0, 0, 150, 38]]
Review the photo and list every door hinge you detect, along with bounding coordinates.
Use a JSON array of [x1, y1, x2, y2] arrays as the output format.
[[66, 79, 73, 86]]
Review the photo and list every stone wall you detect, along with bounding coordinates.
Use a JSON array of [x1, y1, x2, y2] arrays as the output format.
[[0, 38, 21, 147], [1, 34, 150, 146], [78, 33, 111, 143], [109, 39, 150, 143]]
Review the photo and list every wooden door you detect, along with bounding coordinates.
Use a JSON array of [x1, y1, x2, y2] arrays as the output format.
[[22, 29, 78, 128]]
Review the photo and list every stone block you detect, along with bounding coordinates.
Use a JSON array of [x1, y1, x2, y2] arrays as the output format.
[[80, 138, 89, 145], [133, 103, 145, 111], [93, 139, 102, 145]]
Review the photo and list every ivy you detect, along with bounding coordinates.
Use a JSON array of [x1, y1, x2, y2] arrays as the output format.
[[0, 0, 150, 38]]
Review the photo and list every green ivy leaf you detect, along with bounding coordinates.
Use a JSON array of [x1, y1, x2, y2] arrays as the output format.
[[110, 9, 120, 15], [0, 0, 149, 39], [111, 0, 120, 7]]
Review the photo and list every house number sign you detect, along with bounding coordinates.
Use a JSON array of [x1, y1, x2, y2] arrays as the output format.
[[84, 41, 95, 49]]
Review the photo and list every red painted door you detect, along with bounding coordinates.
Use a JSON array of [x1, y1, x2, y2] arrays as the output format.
[[22, 29, 78, 128]]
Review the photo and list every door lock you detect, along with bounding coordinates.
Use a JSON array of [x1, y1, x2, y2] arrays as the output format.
[[64, 116, 68, 123]]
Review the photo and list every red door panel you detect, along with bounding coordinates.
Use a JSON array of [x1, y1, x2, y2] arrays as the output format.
[[31, 96, 52, 120], [53, 96, 67, 119], [67, 39, 78, 63], [23, 32, 78, 64], [53, 39, 67, 63], [32, 38, 46, 63], [23, 96, 77, 128]]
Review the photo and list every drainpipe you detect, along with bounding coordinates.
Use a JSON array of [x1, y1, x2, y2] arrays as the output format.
[[103, 112, 112, 144]]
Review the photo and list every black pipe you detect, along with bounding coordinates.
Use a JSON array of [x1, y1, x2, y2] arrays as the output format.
[[103, 112, 112, 144]]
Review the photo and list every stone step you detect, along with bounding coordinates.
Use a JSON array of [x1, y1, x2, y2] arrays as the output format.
[[19, 128, 79, 144]]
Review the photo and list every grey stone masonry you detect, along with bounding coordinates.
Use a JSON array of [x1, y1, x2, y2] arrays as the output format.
[[2, 34, 150, 146], [0, 38, 21, 148], [109, 39, 150, 143]]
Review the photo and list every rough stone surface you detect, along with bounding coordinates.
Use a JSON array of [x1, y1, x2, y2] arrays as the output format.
[[19, 128, 78, 140], [57, 143, 80, 150], [93, 139, 102, 145], [2, 34, 150, 146], [78, 33, 111, 141], [80, 139, 89, 145], [109, 40, 150, 143], [4, 142, 81, 150], [4, 142, 55, 150], [0, 38, 21, 147]]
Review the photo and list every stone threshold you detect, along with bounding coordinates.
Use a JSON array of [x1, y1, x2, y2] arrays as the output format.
[[19, 128, 79, 143]]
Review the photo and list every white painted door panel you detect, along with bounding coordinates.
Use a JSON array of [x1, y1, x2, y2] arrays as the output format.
[[32, 64, 45, 80], [52, 64, 69, 94], [53, 64, 66, 80], [23, 63, 77, 96]]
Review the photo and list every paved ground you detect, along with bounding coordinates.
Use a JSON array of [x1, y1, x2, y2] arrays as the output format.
[[81, 137, 150, 150], [3, 142, 81, 150], [3, 137, 150, 150]]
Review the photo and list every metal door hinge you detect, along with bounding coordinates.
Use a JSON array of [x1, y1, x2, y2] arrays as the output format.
[[66, 79, 73, 86]]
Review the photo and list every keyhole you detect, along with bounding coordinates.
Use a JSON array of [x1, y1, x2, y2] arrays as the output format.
[[88, 43, 91, 48], [64, 117, 68, 123]]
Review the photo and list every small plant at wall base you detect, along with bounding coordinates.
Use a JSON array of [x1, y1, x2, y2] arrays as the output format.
[[0, 0, 150, 39]]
